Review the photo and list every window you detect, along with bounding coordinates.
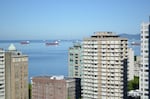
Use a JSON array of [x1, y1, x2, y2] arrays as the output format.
[[75, 66, 78, 70], [145, 36, 149, 38], [75, 60, 78, 64]]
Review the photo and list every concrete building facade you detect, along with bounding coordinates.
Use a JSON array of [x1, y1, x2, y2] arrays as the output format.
[[134, 56, 140, 77], [0, 44, 28, 99], [31, 76, 80, 99], [0, 48, 5, 99], [81, 32, 128, 99], [128, 48, 134, 81], [140, 22, 150, 99], [68, 43, 82, 78], [68, 43, 82, 99]]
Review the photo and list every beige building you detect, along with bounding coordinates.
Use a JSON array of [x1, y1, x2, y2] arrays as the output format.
[[31, 76, 76, 99], [81, 32, 128, 99], [0, 44, 28, 99]]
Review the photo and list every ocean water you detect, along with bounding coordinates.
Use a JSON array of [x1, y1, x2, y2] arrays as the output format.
[[0, 40, 140, 82], [0, 40, 73, 81]]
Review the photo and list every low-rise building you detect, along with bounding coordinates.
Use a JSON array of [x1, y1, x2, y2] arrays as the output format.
[[31, 75, 80, 99]]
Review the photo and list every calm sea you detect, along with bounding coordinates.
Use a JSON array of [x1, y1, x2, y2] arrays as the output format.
[[0, 40, 140, 82], [0, 40, 73, 82]]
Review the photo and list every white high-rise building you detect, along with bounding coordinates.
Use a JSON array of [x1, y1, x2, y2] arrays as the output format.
[[128, 48, 134, 81], [0, 48, 5, 99], [81, 32, 128, 99], [140, 22, 150, 99]]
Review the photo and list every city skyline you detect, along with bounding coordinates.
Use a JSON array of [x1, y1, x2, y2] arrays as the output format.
[[0, 0, 150, 40]]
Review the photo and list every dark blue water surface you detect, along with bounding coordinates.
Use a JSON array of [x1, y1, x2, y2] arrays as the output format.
[[0, 40, 140, 82]]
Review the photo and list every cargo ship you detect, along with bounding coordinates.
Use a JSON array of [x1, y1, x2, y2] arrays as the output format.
[[20, 41, 30, 44], [45, 41, 59, 46], [131, 42, 140, 46]]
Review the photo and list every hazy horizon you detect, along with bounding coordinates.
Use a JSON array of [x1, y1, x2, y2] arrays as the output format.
[[0, 33, 140, 41]]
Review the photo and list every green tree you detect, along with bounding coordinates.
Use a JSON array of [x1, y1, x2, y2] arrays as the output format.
[[29, 83, 32, 99], [128, 76, 139, 91]]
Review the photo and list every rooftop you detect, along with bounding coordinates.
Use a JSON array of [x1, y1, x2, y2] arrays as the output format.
[[8, 43, 16, 51], [32, 75, 75, 80]]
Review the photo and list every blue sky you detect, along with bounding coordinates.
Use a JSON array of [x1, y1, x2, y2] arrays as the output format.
[[0, 0, 150, 40]]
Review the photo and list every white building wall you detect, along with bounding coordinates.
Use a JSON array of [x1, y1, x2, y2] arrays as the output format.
[[0, 49, 5, 99], [140, 22, 150, 99], [82, 40, 98, 99], [128, 48, 135, 81]]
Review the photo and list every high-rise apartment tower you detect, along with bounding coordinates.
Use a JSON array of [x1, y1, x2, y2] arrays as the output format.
[[81, 32, 128, 99], [0, 44, 28, 99], [68, 43, 82, 78], [140, 22, 150, 99], [0, 48, 5, 99]]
